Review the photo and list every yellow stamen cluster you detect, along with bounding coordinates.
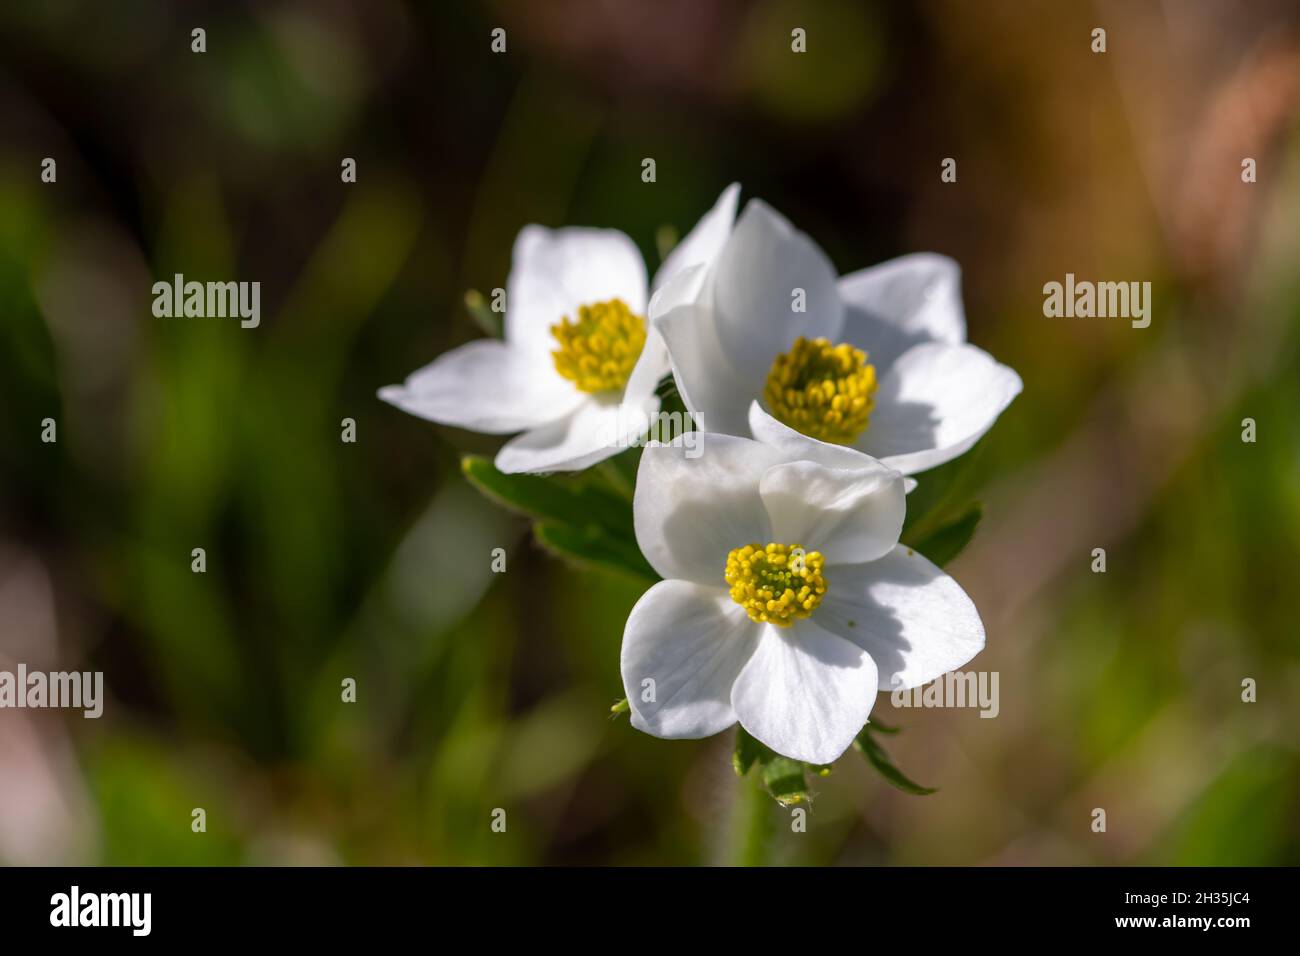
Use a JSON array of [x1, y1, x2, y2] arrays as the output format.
[[725, 542, 827, 627], [763, 336, 877, 445], [550, 298, 646, 394]]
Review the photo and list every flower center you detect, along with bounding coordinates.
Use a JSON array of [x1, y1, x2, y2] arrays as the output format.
[[724, 542, 826, 627], [550, 298, 646, 394], [763, 336, 878, 445]]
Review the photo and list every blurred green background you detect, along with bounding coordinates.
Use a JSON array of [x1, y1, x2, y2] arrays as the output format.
[[1, 0, 1298, 865]]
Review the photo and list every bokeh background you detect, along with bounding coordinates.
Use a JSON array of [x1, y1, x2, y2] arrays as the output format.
[[1, 0, 1298, 865]]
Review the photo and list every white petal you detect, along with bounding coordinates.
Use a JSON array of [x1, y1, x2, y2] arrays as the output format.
[[819, 545, 986, 692], [857, 342, 1022, 474], [652, 183, 740, 293], [649, 262, 708, 318], [759, 460, 904, 565], [634, 433, 783, 585], [731, 620, 878, 764], [623, 325, 670, 409], [505, 225, 648, 358], [494, 394, 659, 474], [839, 305, 924, 382], [656, 301, 755, 437], [377, 339, 581, 434], [837, 253, 966, 374], [711, 200, 845, 382], [747, 400, 892, 471], [621, 579, 760, 739]]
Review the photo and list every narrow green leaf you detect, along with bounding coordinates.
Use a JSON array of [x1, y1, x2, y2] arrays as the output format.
[[533, 521, 657, 582], [461, 455, 632, 537], [903, 502, 982, 568], [464, 289, 502, 338], [854, 727, 936, 795], [865, 716, 900, 734]]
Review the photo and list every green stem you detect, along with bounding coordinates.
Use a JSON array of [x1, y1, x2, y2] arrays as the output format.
[[729, 774, 773, 867]]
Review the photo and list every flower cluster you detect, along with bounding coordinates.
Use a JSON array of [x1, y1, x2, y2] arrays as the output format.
[[380, 185, 1021, 775]]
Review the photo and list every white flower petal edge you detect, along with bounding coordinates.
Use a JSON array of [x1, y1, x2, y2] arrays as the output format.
[[377, 339, 582, 434], [746, 399, 883, 471], [818, 546, 986, 692], [731, 620, 879, 765], [621, 579, 760, 739], [856, 341, 1023, 474], [655, 296, 755, 437], [837, 253, 966, 371], [629, 181, 740, 396], [746, 399, 916, 497], [495, 393, 661, 474], [652, 183, 741, 295]]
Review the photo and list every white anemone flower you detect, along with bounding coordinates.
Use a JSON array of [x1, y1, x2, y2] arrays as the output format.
[[651, 197, 1022, 474], [620, 430, 985, 764], [379, 185, 741, 473]]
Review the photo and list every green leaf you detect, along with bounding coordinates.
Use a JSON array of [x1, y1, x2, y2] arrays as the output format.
[[463, 289, 502, 338], [461, 455, 633, 538], [900, 443, 983, 541], [533, 521, 657, 582], [731, 728, 835, 803], [854, 726, 936, 795], [734, 727, 810, 804], [761, 756, 809, 806], [733, 726, 767, 776], [463, 453, 657, 583], [903, 502, 982, 568]]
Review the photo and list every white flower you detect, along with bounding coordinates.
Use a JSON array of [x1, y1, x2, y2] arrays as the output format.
[[620, 430, 985, 764], [651, 198, 1023, 474], [379, 185, 741, 473]]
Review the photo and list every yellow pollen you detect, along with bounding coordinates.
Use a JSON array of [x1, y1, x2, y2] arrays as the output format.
[[763, 336, 877, 445], [550, 298, 646, 394], [724, 542, 827, 627]]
